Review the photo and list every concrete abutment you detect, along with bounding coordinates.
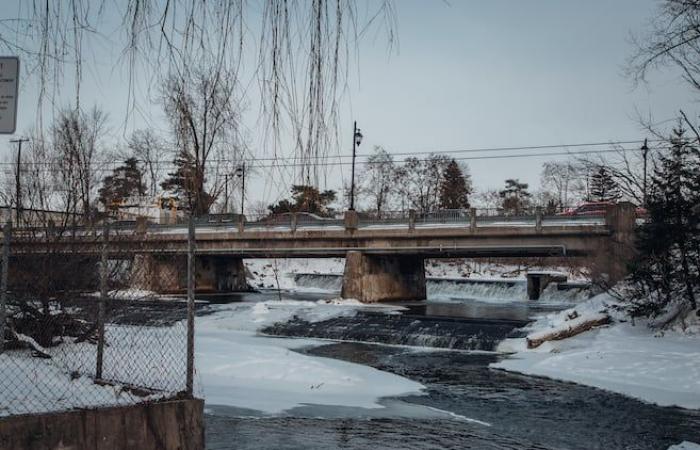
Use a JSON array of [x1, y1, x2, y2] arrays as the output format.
[[341, 251, 426, 303], [131, 254, 250, 293]]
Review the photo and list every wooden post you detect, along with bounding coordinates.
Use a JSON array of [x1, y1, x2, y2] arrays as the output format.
[[96, 223, 109, 379], [0, 222, 10, 354], [186, 215, 196, 396]]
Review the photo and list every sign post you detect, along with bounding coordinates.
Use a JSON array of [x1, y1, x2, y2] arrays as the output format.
[[0, 57, 19, 134]]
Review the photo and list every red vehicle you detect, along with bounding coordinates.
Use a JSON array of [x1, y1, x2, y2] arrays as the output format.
[[557, 201, 647, 217]]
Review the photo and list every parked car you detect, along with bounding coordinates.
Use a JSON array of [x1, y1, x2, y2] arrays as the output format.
[[557, 201, 647, 217]]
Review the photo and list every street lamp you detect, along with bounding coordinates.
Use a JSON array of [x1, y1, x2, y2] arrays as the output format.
[[641, 138, 649, 207], [349, 122, 363, 211], [235, 163, 246, 218]]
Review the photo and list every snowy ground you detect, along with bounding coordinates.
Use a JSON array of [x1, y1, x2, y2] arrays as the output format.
[[194, 298, 423, 414], [493, 293, 700, 410]]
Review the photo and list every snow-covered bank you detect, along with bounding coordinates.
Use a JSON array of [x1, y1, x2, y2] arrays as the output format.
[[492, 293, 700, 409], [195, 299, 423, 414], [669, 442, 700, 450]]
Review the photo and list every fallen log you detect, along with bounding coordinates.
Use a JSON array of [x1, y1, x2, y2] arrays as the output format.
[[526, 313, 610, 349]]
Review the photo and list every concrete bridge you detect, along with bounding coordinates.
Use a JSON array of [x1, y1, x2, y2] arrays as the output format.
[[5, 204, 637, 302]]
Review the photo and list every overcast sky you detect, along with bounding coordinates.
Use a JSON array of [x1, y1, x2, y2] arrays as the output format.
[[2, 0, 696, 209]]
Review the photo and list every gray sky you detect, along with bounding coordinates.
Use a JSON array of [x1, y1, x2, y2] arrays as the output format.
[[2, 0, 696, 209]]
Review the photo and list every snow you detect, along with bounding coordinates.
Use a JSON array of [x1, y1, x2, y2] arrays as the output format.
[[0, 352, 149, 416], [245, 258, 345, 290], [669, 443, 700, 450], [0, 324, 182, 417], [493, 293, 700, 410], [195, 300, 422, 414], [525, 312, 609, 343]]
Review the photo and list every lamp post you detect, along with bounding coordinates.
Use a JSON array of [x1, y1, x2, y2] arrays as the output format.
[[641, 138, 649, 207], [235, 163, 246, 217], [349, 122, 363, 211]]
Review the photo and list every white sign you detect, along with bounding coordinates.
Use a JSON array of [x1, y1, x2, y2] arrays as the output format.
[[0, 57, 19, 134]]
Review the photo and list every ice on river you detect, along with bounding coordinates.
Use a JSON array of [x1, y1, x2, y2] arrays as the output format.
[[195, 300, 423, 414]]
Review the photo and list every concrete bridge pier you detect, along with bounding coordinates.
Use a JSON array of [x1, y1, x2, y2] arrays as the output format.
[[341, 251, 426, 303], [196, 256, 251, 292], [131, 254, 250, 293], [131, 254, 185, 293]]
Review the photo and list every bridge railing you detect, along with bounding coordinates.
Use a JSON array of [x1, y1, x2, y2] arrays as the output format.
[[358, 210, 411, 227], [415, 209, 469, 225]]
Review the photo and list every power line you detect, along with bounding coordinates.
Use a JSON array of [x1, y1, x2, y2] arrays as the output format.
[[0, 144, 662, 174], [1, 138, 667, 168]]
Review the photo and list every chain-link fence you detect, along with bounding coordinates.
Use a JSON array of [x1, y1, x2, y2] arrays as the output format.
[[0, 218, 196, 418]]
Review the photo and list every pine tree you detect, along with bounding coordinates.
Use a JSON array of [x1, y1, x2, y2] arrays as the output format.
[[98, 158, 146, 212], [268, 185, 337, 217], [589, 166, 621, 202], [439, 160, 472, 209], [629, 126, 700, 320], [499, 178, 531, 215], [160, 150, 213, 215]]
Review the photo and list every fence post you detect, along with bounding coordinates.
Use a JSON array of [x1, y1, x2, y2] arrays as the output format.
[[0, 222, 11, 354], [96, 223, 109, 380], [469, 208, 477, 232], [186, 215, 196, 396]]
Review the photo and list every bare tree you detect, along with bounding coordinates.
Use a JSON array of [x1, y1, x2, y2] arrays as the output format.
[[124, 129, 168, 198], [540, 161, 586, 207], [1, 1, 397, 185], [358, 146, 397, 214], [52, 107, 108, 221], [629, 1, 700, 94], [162, 67, 244, 216], [398, 155, 450, 214], [576, 144, 653, 205]]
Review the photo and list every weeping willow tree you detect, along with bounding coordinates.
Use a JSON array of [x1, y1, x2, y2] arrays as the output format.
[[1, 0, 397, 189]]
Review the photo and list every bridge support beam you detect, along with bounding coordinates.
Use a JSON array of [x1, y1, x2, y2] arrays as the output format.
[[131, 254, 250, 293], [131, 254, 185, 293], [341, 251, 426, 303], [591, 202, 637, 285], [195, 256, 250, 292]]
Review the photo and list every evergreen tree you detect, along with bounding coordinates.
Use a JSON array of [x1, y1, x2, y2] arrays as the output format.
[[439, 160, 472, 209], [629, 126, 700, 320], [160, 150, 213, 214], [98, 157, 146, 212], [499, 179, 531, 215], [589, 166, 621, 202], [268, 185, 337, 217]]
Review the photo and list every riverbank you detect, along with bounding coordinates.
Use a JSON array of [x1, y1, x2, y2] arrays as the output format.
[[492, 292, 700, 410]]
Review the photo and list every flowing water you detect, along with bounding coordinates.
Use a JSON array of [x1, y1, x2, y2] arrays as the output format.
[[204, 275, 700, 450]]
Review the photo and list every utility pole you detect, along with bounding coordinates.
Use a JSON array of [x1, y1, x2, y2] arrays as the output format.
[[641, 138, 649, 207], [349, 122, 363, 211], [9, 138, 29, 226]]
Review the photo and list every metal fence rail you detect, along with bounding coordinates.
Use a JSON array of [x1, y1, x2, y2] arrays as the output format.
[[0, 219, 196, 418]]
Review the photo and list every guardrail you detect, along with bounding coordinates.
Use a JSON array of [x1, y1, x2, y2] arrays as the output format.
[[4, 208, 611, 236]]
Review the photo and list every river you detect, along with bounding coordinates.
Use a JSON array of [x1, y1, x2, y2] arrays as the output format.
[[200, 276, 699, 450]]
